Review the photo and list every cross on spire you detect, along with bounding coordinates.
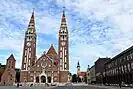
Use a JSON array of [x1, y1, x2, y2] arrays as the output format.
[[63, 6, 65, 17]]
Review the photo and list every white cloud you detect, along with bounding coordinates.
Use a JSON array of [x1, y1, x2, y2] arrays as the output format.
[[1, 0, 133, 74]]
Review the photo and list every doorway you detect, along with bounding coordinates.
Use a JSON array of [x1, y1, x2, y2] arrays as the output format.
[[36, 76, 39, 83], [48, 77, 51, 83], [41, 76, 46, 83]]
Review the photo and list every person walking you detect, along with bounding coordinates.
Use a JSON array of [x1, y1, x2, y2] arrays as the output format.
[[119, 82, 121, 88]]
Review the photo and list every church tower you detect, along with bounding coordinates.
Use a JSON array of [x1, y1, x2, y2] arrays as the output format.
[[58, 8, 69, 82], [20, 10, 36, 82], [59, 8, 69, 71], [77, 60, 80, 73]]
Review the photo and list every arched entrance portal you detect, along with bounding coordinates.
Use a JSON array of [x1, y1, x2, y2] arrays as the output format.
[[36, 76, 39, 83], [48, 77, 51, 83], [41, 76, 46, 83]]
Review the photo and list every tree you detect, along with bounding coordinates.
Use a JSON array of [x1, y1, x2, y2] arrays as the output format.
[[72, 74, 77, 83], [69, 72, 72, 77], [69, 72, 72, 82]]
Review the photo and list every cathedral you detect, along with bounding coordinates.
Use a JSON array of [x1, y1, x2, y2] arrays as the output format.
[[20, 9, 70, 83]]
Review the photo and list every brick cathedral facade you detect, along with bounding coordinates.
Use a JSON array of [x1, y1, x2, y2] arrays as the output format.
[[20, 9, 70, 83]]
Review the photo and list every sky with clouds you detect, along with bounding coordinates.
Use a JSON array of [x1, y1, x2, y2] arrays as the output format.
[[1, 0, 133, 74]]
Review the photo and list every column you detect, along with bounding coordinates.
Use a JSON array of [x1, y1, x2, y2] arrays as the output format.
[[51, 76, 53, 83], [46, 76, 48, 83], [34, 75, 36, 83], [39, 76, 41, 83], [51, 71, 53, 83]]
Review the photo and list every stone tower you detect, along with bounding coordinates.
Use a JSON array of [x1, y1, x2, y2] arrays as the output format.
[[58, 8, 70, 82], [1, 54, 16, 85], [20, 10, 36, 82]]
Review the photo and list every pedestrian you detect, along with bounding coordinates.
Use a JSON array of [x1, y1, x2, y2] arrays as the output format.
[[119, 82, 121, 88], [17, 83, 19, 88]]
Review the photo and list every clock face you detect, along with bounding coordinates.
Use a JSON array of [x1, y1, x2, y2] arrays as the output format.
[[61, 42, 65, 46], [26, 42, 31, 46]]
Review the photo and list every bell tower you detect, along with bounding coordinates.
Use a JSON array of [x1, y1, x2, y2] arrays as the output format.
[[77, 60, 80, 73], [58, 8, 69, 71], [58, 8, 70, 82], [20, 9, 36, 82], [21, 9, 36, 70]]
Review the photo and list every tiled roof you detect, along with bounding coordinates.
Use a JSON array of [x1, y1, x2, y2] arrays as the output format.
[[8, 54, 16, 61], [77, 72, 86, 76], [46, 44, 57, 55]]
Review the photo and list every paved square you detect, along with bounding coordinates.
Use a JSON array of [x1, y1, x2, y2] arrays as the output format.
[[0, 86, 109, 89]]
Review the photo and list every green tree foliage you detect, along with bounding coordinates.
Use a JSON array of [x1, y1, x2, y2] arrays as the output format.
[[72, 74, 77, 83]]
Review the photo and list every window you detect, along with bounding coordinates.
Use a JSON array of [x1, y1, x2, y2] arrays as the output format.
[[119, 59, 121, 63], [60, 52, 62, 58], [25, 50, 27, 56], [24, 64, 26, 69], [64, 64, 67, 69], [60, 47, 62, 51], [24, 57, 26, 63], [65, 57, 67, 63], [131, 63, 133, 69], [37, 65, 39, 67], [122, 66, 124, 73], [130, 53, 132, 59], [29, 60, 30, 65], [115, 61, 117, 66], [65, 50, 66, 55], [30, 48, 31, 51], [29, 53, 31, 58], [124, 65, 127, 72], [127, 55, 130, 60], [49, 65, 51, 67], [128, 64, 131, 71]]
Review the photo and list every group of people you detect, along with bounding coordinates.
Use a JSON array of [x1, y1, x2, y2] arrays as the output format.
[[16, 83, 49, 88]]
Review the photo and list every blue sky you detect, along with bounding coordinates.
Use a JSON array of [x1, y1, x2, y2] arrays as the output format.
[[1, 0, 133, 74]]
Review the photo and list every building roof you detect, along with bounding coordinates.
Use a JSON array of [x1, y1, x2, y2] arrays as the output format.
[[7, 54, 16, 61], [106, 45, 133, 65], [46, 44, 57, 55], [77, 72, 86, 76]]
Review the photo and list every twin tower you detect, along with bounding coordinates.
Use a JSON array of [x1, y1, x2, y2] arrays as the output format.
[[20, 9, 69, 83]]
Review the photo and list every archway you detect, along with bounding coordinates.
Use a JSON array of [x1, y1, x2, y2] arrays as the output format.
[[48, 77, 51, 83], [36, 76, 39, 83], [41, 76, 46, 83]]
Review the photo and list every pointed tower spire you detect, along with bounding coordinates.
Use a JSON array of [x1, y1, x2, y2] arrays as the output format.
[[77, 60, 80, 68], [77, 60, 80, 73], [27, 8, 35, 32], [61, 7, 66, 25]]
